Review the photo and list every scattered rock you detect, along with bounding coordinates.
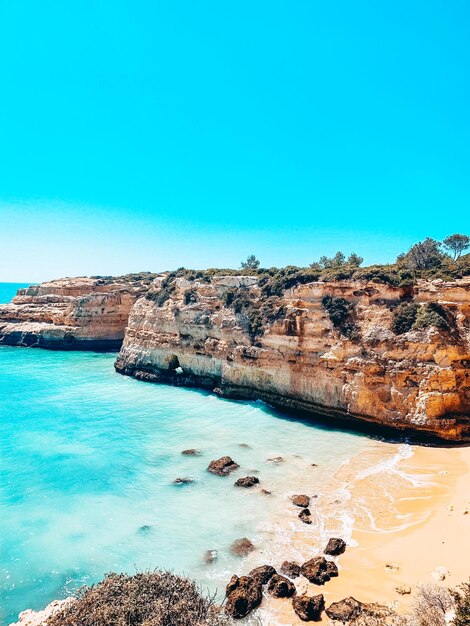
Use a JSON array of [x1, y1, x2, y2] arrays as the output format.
[[280, 561, 301, 579], [325, 597, 363, 622], [395, 584, 411, 595], [137, 525, 152, 534], [267, 574, 296, 598], [291, 494, 310, 508], [207, 456, 239, 476], [299, 508, 312, 524], [239, 443, 251, 448], [204, 549, 218, 564], [293, 593, 325, 621], [225, 575, 262, 619], [431, 566, 449, 581], [301, 557, 337, 585], [248, 565, 276, 585], [261, 489, 272, 496], [267, 456, 283, 464], [230, 537, 256, 556], [324, 537, 346, 556], [234, 476, 260, 488], [385, 563, 400, 572], [311, 463, 318, 467], [181, 449, 201, 455], [172, 477, 194, 484]]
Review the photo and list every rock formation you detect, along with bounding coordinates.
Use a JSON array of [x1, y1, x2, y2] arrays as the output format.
[[0, 275, 153, 351], [114, 272, 470, 441]]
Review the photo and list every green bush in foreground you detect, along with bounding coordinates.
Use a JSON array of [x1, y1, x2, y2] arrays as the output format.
[[47, 572, 231, 626]]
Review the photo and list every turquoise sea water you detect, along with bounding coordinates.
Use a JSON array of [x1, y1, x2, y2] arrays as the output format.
[[0, 284, 31, 305], [0, 347, 370, 625]]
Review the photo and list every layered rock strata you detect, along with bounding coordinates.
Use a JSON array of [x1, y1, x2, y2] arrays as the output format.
[[115, 274, 470, 441], [0, 276, 152, 351]]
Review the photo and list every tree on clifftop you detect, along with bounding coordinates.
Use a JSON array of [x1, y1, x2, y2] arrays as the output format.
[[240, 254, 260, 270], [398, 237, 443, 270], [442, 233, 470, 260]]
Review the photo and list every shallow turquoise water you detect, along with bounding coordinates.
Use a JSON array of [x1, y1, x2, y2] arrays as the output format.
[[0, 283, 31, 305], [0, 347, 369, 624]]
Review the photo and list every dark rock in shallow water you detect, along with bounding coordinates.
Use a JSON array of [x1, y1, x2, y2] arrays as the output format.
[[325, 597, 363, 622], [301, 557, 337, 585], [203, 549, 218, 564], [292, 494, 310, 508], [293, 593, 325, 621], [137, 525, 152, 534], [280, 561, 301, 579], [172, 477, 194, 485], [267, 574, 296, 598], [225, 575, 262, 619], [181, 448, 201, 456], [299, 508, 312, 524], [261, 489, 272, 495], [239, 443, 251, 448], [230, 537, 256, 556], [267, 456, 283, 464], [234, 476, 259, 488], [325, 537, 347, 556], [207, 456, 239, 476], [248, 565, 276, 585]]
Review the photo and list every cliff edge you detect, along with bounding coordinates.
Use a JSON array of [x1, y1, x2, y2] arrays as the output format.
[[115, 270, 470, 441], [0, 274, 155, 351]]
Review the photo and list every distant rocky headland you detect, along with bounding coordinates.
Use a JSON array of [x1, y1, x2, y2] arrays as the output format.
[[1, 255, 469, 442]]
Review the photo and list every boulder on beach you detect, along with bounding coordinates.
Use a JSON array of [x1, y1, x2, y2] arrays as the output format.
[[291, 494, 310, 508], [325, 597, 363, 622], [207, 456, 239, 476], [293, 593, 325, 621], [234, 476, 259, 488], [181, 449, 201, 455], [225, 575, 263, 619], [267, 574, 296, 598], [230, 537, 256, 556], [301, 557, 337, 585], [280, 561, 301, 579], [299, 508, 312, 524], [248, 565, 276, 585], [324, 537, 346, 556]]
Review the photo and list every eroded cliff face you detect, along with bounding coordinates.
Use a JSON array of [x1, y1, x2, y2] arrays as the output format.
[[115, 275, 470, 441], [0, 277, 151, 350]]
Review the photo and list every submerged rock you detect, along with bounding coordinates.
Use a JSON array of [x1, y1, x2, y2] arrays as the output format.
[[324, 537, 346, 556], [299, 508, 312, 524], [248, 565, 276, 585], [137, 524, 152, 534], [181, 448, 201, 455], [261, 489, 272, 495], [267, 574, 296, 598], [203, 549, 218, 564], [325, 597, 363, 622], [301, 557, 337, 585], [293, 593, 325, 621], [225, 575, 262, 619], [230, 537, 256, 556], [207, 456, 239, 476], [172, 477, 194, 484], [292, 494, 310, 508], [280, 561, 301, 579], [234, 476, 259, 488], [267, 456, 283, 464]]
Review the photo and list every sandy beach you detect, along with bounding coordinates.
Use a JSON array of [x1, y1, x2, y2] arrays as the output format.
[[257, 440, 470, 625]]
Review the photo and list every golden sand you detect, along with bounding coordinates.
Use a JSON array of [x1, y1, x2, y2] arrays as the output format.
[[257, 441, 470, 625]]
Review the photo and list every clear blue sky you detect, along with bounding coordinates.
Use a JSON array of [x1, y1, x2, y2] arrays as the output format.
[[0, 1, 469, 281]]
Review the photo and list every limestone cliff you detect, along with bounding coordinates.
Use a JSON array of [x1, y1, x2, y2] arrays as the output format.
[[115, 273, 470, 441], [0, 275, 153, 351]]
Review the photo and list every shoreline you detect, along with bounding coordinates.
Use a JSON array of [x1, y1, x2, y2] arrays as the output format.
[[256, 439, 470, 624]]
